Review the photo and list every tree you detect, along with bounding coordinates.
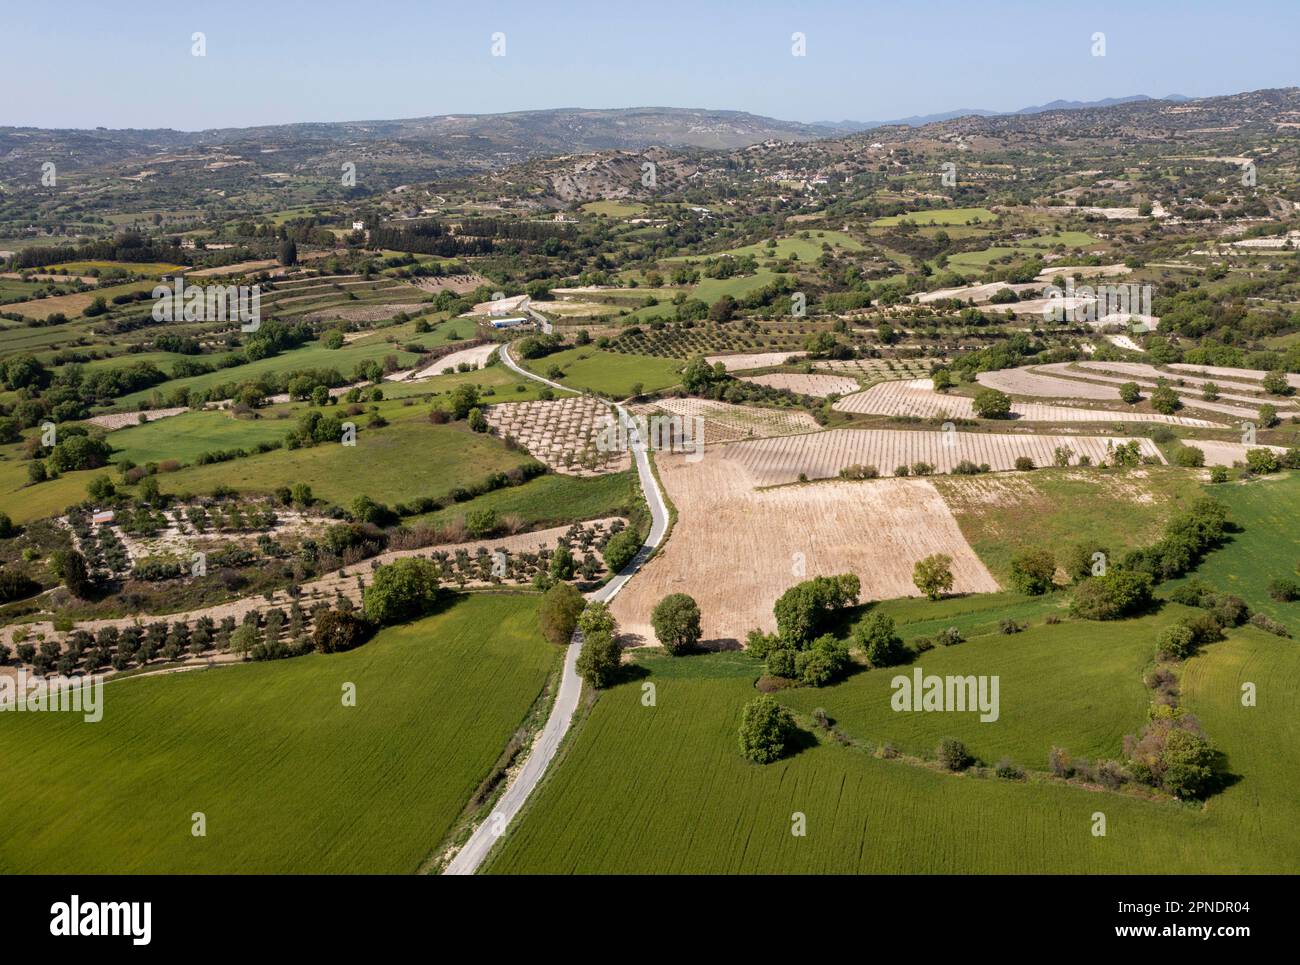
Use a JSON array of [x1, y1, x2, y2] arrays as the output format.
[[1246, 448, 1280, 474], [448, 383, 480, 420], [362, 558, 439, 624], [1069, 570, 1153, 620], [1262, 370, 1292, 396], [931, 368, 954, 392], [278, 238, 298, 266], [1009, 549, 1056, 595], [738, 695, 796, 764], [1119, 382, 1141, 404], [937, 737, 972, 771], [773, 574, 860, 647], [313, 609, 373, 653], [538, 581, 585, 645], [467, 407, 488, 432], [913, 553, 954, 600], [794, 634, 850, 686], [651, 593, 702, 655], [0, 512, 14, 539], [50, 549, 91, 598], [601, 527, 641, 574], [575, 603, 620, 688], [549, 544, 576, 580], [1150, 385, 1181, 415], [972, 388, 1012, 419], [853, 612, 905, 667]]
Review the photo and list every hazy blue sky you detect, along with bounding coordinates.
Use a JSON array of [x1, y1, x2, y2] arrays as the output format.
[[6, 0, 1296, 130]]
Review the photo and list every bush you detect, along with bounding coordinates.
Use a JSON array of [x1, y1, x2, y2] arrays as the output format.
[[773, 573, 860, 647], [936, 737, 971, 771], [538, 581, 585, 645], [1009, 549, 1056, 595], [312, 609, 373, 653], [1171, 444, 1205, 468], [972, 388, 1012, 419], [1013, 456, 1035, 471], [1119, 382, 1142, 404], [1249, 612, 1290, 637], [362, 558, 440, 625], [1150, 385, 1181, 415], [601, 527, 641, 574], [852, 612, 906, 667], [651, 593, 702, 655], [993, 758, 1024, 780], [912, 553, 954, 600], [790, 634, 848, 687], [1209, 466, 1229, 483], [738, 695, 796, 764], [1069, 570, 1153, 620], [1156, 623, 1196, 660], [1245, 448, 1280, 475], [936, 626, 964, 646]]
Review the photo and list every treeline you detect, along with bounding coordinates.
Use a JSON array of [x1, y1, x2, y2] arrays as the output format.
[[368, 224, 492, 257], [9, 233, 187, 270], [458, 218, 573, 242]]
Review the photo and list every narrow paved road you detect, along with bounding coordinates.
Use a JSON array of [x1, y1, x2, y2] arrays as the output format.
[[443, 344, 669, 875]]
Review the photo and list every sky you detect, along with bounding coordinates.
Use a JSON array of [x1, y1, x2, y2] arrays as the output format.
[[5, 0, 1297, 131]]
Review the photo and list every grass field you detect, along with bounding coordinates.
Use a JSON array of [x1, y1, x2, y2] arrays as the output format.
[[412, 469, 643, 532], [0, 594, 559, 873], [5, 281, 157, 321], [43, 260, 185, 277], [108, 409, 292, 466], [872, 207, 997, 227], [1165, 473, 1300, 623], [157, 417, 531, 508], [582, 200, 649, 217], [0, 457, 99, 523], [934, 468, 1208, 583], [487, 616, 1300, 873], [523, 347, 682, 398]]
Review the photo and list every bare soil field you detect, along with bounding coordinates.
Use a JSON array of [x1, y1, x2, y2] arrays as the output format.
[[833, 378, 1216, 426], [722, 428, 1163, 485], [1035, 263, 1132, 280], [739, 372, 860, 397], [1178, 439, 1288, 467], [637, 397, 820, 444], [85, 407, 189, 431], [484, 396, 628, 475], [413, 273, 488, 295], [608, 454, 999, 647], [813, 357, 936, 381], [407, 342, 497, 380], [1036, 363, 1296, 420], [704, 350, 806, 371], [1170, 363, 1300, 391], [975, 368, 1120, 400], [185, 259, 281, 278]]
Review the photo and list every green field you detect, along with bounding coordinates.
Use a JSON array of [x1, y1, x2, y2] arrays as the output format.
[[872, 207, 997, 227], [108, 409, 292, 466], [1165, 474, 1300, 623], [157, 416, 530, 508], [523, 347, 682, 398], [487, 617, 1300, 873], [582, 200, 649, 217], [413, 469, 643, 532], [0, 594, 559, 873], [935, 467, 1207, 583]]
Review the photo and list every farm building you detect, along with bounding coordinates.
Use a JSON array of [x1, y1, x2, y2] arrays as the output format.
[[489, 317, 529, 329]]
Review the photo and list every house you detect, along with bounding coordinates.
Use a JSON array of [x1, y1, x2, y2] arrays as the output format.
[[351, 220, 365, 231], [91, 510, 115, 526], [489, 317, 528, 329]]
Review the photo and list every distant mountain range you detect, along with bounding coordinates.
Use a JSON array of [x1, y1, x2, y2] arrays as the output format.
[[813, 94, 1193, 131]]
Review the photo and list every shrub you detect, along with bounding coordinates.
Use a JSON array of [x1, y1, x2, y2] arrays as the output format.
[[1013, 456, 1035, 471], [936, 737, 971, 771], [1249, 612, 1290, 637], [1172, 444, 1205, 468], [794, 634, 851, 687], [312, 609, 373, 653], [912, 553, 954, 600], [971, 388, 1012, 419], [1009, 549, 1056, 595], [1245, 448, 1280, 475], [1150, 385, 1181, 415], [852, 612, 906, 667], [1156, 623, 1196, 660], [994, 758, 1024, 780], [1069, 570, 1153, 620], [1119, 382, 1142, 404], [1208, 466, 1228, 483], [651, 593, 702, 655], [738, 695, 796, 764], [601, 527, 641, 574], [362, 558, 440, 625], [936, 626, 964, 646], [538, 581, 585, 645]]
